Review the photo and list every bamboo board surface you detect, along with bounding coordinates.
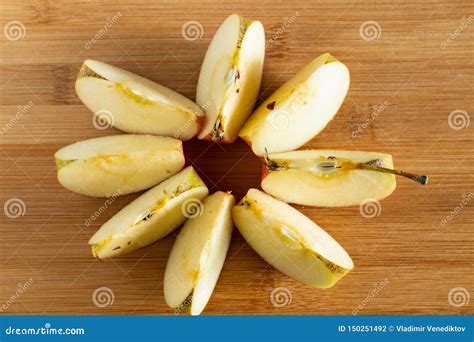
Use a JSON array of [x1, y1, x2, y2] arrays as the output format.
[[0, 0, 473, 315]]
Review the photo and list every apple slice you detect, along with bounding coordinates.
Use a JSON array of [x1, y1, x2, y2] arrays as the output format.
[[239, 53, 350, 156], [89, 166, 209, 259], [164, 191, 234, 315], [232, 189, 354, 288], [262, 150, 428, 207], [55, 134, 185, 197], [196, 14, 265, 143], [75, 60, 204, 140]]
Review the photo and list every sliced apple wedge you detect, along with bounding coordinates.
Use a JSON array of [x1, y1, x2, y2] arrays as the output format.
[[239, 53, 350, 155], [232, 189, 354, 288], [262, 150, 428, 207], [55, 135, 185, 197], [196, 14, 265, 143], [88, 166, 209, 259], [75, 60, 204, 140], [164, 191, 234, 315]]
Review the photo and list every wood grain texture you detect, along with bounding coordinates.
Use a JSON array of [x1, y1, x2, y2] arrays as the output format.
[[0, 0, 473, 315]]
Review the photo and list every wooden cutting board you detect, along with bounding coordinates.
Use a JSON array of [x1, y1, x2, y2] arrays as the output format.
[[1, 0, 472, 315]]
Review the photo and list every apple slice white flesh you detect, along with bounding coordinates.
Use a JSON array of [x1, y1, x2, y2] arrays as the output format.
[[196, 14, 265, 143], [262, 150, 428, 207], [76, 60, 204, 140], [232, 189, 354, 288], [239, 53, 350, 156], [55, 134, 185, 197], [88, 166, 209, 259], [164, 191, 234, 315]]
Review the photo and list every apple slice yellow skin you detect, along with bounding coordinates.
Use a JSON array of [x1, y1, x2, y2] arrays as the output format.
[[239, 53, 350, 156], [55, 134, 185, 197], [232, 189, 354, 288], [164, 191, 234, 315], [89, 167, 209, 259], [75, 60, 204, 140], [262, 150, 397, 207], [196, 14, 265, 143]]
